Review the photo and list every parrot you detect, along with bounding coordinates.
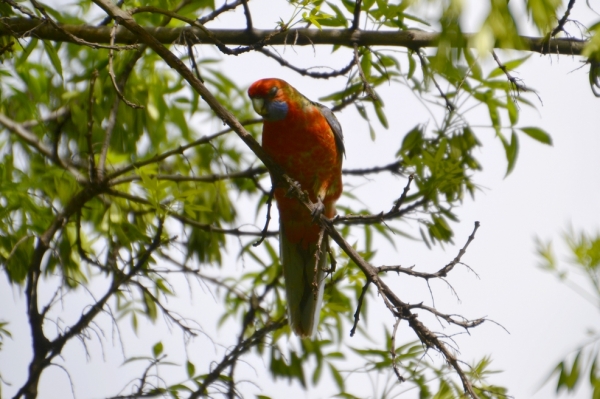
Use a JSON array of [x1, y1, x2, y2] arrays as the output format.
[[248, 78, 344, 338]]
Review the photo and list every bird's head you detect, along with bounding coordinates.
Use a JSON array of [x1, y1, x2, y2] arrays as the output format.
[[248, 78, 291, 121]]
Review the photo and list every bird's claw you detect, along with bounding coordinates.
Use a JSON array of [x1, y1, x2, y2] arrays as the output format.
[[285, 180, 302, 197], [311, 198, 325, 222]]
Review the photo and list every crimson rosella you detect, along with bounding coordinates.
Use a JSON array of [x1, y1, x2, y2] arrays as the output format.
[[248, 78, 344, 338]]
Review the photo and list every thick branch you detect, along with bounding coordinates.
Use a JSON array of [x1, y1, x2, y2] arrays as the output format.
[[0, 18, 587, 56]]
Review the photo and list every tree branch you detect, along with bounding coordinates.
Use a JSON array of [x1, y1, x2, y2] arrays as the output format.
[[378, 221, 481, 279], [0, 18, 588, 56], [191, 318, 286, 398], [0, 112, 86, 182]]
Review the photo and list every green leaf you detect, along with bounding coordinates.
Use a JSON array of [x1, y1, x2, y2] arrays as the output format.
[[526, 0, 561, 33], [186, 360, 195, 378], [501, 130, 519, 176], [519, 127, 552, 145], [42, 40, 63, 79], [143, 290, 158, 321], [507, 97, 518, 126], [373, 101, 388, 129], [329, 362, 345, 391], [153, 341, 164, 358], [360, 50, 372, 80]]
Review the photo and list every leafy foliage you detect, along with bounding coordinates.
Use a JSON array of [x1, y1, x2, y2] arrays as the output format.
[[537, 230, 600, 397]]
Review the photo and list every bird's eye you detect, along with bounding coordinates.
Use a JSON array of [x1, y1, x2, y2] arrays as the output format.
[[268, 86, 278, 97]]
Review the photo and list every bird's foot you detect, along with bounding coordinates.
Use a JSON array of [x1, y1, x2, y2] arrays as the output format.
[[311, 197, 325, 222], [285, 179, 302, 198]]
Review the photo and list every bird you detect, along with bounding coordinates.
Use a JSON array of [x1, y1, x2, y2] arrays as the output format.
[[248, 78, 344, 338]]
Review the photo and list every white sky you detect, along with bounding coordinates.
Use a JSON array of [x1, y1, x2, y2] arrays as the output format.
[[2, 0, 600, 398]]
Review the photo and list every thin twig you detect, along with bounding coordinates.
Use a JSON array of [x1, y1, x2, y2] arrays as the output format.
[[350, 280, 371, 337], [186, 33, 204, 83], [4, 0, 38, 19], [104, 119, 262, 181], [416, 51, 456, 111], [378, 221, 481, 279], [258, 48, 355, 78], [87, 70, 98, 182], [129, 5, 279, 56], [408, 303, 486, 329], [390, 318, 406, 382], [29, 0, 137, 50], [551, 0, 577, 37], [253, 188, 275, 247], [190, 319, 286, 398], [21, 106, 70, 128], [391, 174, 414, 213], [110, 166, 267, 186], [108, 22, 144, 109], [106, 188, 277, 237], [241, 0, 253, 31], [0, 40, 14, 56], [0, 113, 85, 182], [351, 0, 363, 30], [334, 198, 426, 225], [198, 0, 244, 24], [490, 50, 538, 101], [353, 43, 379, 101]]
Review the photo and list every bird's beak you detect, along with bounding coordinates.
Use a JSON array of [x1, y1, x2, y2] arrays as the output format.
[[251, 97, 267, 116]]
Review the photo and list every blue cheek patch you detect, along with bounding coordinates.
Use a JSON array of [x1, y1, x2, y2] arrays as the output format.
[[266, 100, 288, 121]]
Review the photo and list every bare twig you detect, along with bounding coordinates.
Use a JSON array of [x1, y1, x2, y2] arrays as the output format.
[[241, 0, 253, 31], [390, 318, 406, 382], [258, 48, 355, 78], [0, 113, 85, 182], [106, 188, 277, 237], [87, 70, 98, 182], [186, 34, 204, 83], [129, 5, 279, 56], [110, 166, 267, 186], [108, 22, 144, 109], [198, 0, 244, 24], [29, 0, 137, 50], [351, 0, 363, 30], [350, 280, 371, 337], [129, 280, 199, 337], [551, 0, 577, 37], [490, 51, 539, 101], [407, 303, 486, 330], [391, 174, 414, 213], [3, 0, 38, 19], [416, 51, 456, 111], [190, 319, 287, 398], [253, 188, 275, 247], [353, 43, 379, 101], [378, 221, 481, 279], [0, 40, 14, 56], [334, 198, 426, 226], [21, 106, 70, 128], [104, 119, 262, 181]]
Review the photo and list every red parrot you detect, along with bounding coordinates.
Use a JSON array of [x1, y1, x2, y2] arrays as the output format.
[[248, 78, 344, 338]]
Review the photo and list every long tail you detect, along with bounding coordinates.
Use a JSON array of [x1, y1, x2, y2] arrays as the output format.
[[280, 222, 327, 338]]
